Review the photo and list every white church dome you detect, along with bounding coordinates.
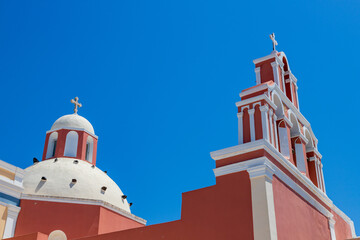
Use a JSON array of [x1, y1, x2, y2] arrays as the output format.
[[23, 158, 131, 213], [51, 114, 95, 135]]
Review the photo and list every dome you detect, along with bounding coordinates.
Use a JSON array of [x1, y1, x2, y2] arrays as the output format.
[[51, 114, 95, 135], [23, 158, 130, 213]]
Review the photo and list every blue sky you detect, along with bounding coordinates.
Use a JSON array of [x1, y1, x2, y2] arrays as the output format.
[[1, 0, 360, 231]]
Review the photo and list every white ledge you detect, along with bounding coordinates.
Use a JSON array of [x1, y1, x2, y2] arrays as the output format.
[[21, 194, 146, 225]]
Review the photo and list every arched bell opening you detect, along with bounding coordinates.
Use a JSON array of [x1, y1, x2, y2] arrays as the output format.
[[46, 132, 58, 159], [64, 131, 79, 157]]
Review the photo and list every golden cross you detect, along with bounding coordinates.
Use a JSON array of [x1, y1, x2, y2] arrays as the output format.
[[269, 33, 278, 51], [71, 97, 82, 114]]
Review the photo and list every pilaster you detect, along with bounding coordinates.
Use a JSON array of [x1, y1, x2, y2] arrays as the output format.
[[248, 109, 256, 142], [260, 105, 270, 142], [237, 112, 244, 144], [255, 67, 261, 85], [248, 163, 278, 240]]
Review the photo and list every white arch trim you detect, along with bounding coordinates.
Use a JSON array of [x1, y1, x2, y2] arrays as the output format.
[[271, 91, 284, 118]]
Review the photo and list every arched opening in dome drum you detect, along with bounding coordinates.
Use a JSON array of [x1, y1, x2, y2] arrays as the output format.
[[64, 131, 78, 157], [85, 136, 93, 163], [46, 132, 58, 159]]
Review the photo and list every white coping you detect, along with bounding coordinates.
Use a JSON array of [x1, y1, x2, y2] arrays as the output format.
[[235, 94, 277, 111], [21, 194, 147, 225], [253, 51, 278, 65], [214, 157, 332, 218], [239, 83, 269, 98], [211, 140, 356, 237]]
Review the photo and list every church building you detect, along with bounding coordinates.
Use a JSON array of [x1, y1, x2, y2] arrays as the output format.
[[1, 35, 358, 240]]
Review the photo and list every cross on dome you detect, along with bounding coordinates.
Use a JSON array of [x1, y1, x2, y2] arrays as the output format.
[[269, 33, 278, 51], [71, 97, 82, 114]]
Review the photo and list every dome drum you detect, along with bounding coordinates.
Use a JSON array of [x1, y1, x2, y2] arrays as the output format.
[[42, 114, 98, 164], [42, 129, 98, 164]]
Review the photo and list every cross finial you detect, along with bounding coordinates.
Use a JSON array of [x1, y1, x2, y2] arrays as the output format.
[[269, 33, 278, 51], [70, 97, 82, 114]]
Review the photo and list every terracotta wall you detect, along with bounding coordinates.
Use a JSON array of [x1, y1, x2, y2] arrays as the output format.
[[72, 172, 254, 240], [14, 200, 143, 240], [272, 176, 331, 240]]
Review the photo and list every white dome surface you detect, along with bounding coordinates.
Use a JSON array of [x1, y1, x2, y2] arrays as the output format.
[[51, 114, 95, 135], [23, 158, 130, 213]]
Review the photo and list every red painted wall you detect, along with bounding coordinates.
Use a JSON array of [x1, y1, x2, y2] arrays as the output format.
[[15, 200, 143, 240], [98, 207, 144, 234], [272, 176, 331, 240], [256, 58, 274, 84], [254, 105, 263, 140], [71, 172, 253, 240], [242, 109, 251, 143], [332, 210, 353, 240], [7, 232, 48, 240]]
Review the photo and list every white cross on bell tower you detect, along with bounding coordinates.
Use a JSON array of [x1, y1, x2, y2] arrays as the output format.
[[269, 33, 278, 52]]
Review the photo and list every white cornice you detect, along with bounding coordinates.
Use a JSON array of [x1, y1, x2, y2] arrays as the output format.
[[213, 157, 332, 218], [332, 204, 357, 238], [253, 52, 277, 65], [240, 83, 269, 98], [210, 139, 332, 207], [21, 194, 147, 225], [306, 148, 323, 159], [235, 95, 277, 111], [46, 128, 99, 139]]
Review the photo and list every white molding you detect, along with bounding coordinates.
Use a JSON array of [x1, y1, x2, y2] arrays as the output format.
[[240, 83, 269, 98], [213, 157, 332, 218], [269, 110, 275, 146], [332, 204, 357, 238], [21, 194, 147, 225], [211, 140, 357, 234], [247, 160, 278, 240], [236, 94, 277, 111], [247, 161, 275, 180], [270, 85, 320, 147], [210, 140, 332, 207], [46, 128, 99, 139], [260, 105, 270, 142], [306, 147, 323, 159], [329, 217, 337, 240], [255, 67, 261, 85], [248, 109, 256, 142], [237, 113, 244, 144], [253, 52, 277, 65], [271, 61, 280, 87]]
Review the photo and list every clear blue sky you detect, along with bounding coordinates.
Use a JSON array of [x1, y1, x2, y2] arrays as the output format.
[[1, 0, 360, 231]]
